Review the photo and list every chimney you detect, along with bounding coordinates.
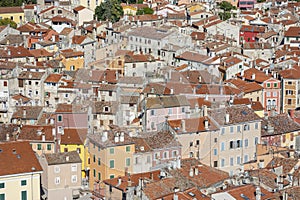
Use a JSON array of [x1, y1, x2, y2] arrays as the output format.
[[115, 71, 119, 80], [189, 167, 194, 177], [120, 132, 124, 142], [204, 119, 209, 130], [6, 134, 9, 141], [114, 133, 119, 143], [225, 113, 230, 124], [102, 131, 108, 142], [52, 128, 56, 136], [23, 108, 26, 118], [256, 186, 261, 200], [181, 119, 186, 132], [194, 167, 199, 175], [252, 73, 256, 80], [176, 156, 181, 168], [66, 156, 69, 162], [42, 134, 45, 142], [170, 88, 174, 94], [241, 69, 244, 76], [203, 105, 208, 117], [117, 177, 122, 185], [150, 87, 155, 93], [265, 69, 268, 75], [50, 118, 54, 125]]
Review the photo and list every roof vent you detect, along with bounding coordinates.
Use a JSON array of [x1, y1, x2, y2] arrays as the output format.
[[66, 156, 69, 162]]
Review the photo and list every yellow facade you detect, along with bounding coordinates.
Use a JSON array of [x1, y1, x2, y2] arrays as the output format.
[[254, 110, 264, 118], [89, 143, 135, 189], [0, 12, 24, 24], [61, 56, 84, 71], [188, 4, 203, 13], [122, 6, 137, 16], [60, 144, 89, 178], [0, 173, 41, 200]]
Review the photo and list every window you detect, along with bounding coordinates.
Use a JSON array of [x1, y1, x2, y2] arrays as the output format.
[[274, 83, 278, 88], [98, 173, 101, 180], [255, 123, 258, 130], [182, 107, 185, 113], [221, 128, 225, 134], [288, 99, 292, 105], [93, 169, 96, 177], [150, 110, 155, 116], [47, 144, 51, 151], [190, 142, 193, 147], [266, 92, 271, 97], [237, 140, 242, 148], [267, 83, 271, 87], [110, 148, 114, 154], [21, 191, 27, 200], [196, 140, 200, 146], [230, 127, 234, 133], [126, 158, 130, 166], [214, 161, 218, 167], [21, 180, 27, 186], [273, 92, 277, 97], [172, 150, 178, 157], [245, 139, 249, 147], [126, 146, 130, 152], [221, 142, 225, 151], [57, 115, 62, 122], [77, 148, 81, 154], [147, 155, 151, 163], [54, 166, 60, 173], [237, 125, 241, 132], [244, 155, 249, 163], [221, 159, 225, 167], [71, 164, 77, 172], [255, 137, 259, 145], [0, 183, 4, 189], [55, 177, 60, 185], [214, 138, 217, 143], [237, 156, 241, 164], [3, 81, 7, 87], [213, 148, 217, 155], [230, 157, 234, 166], [163, 151, 168, 159], [286, 90, 294, 95], [37, 144, 42, 150], [71, 175, 77, 183], [230, 141, 234, 149], [109, 160, 115, 168], [0, 194, 4, 200], [244, 124, 250, 131], [168, 108, 172, 115], [97, 157, 101, 166], [110, 175, 115, 179]]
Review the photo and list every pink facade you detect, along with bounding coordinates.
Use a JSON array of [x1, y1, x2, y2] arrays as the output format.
[[239, 0, 256, 9], [146, 106, 190, 132], [263, 78, 281, 115]]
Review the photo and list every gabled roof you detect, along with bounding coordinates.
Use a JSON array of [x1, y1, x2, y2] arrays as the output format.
[[44, 74, 63, 83], [12, 106, 43, 120], [146, 95, 190, 109], [44, 151, 81, 165], [0, 141, 43, 176], [0, 6, 23, 14], [60, 128, 87, 145]]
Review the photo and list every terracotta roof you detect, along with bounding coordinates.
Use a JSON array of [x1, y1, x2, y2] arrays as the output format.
[[73, 5, 86, 12], [44, 151, 81, 165], [60, 49, 84, 58], [0, 141, 43, 176], [90, 101, 118, 114], [60, 27, 73, 35], [18, 71, 45, 80], [284, 26, 300, 37], [0, 46, 33, 58], [146, 95, 190, 109], [240, 25, 265, 33], [169, 117, 218, 133], [88, 128, 134, 148], [139, 131, 181, 150], [0, 124, 18, 142], [0, 6, 23, 14], [161, 187, 210, 200], [55, 104, 86, 113], [51, 16, 76, 26], [11, 94, 31, 103], [279, 65, 300, 79], [72, 35, 86, 45], [175, 51, 210, 63], [128, 26, 171, 40], [18, 125, 55, 141], [261, 113, 300, 137], [124, 54, 155, 63], [12, 106, 43, 120], [103, 170, 161, 192], [190, 31, 206, 40], [233, 98, 251, 105], [266, 157, 298, 175], [243, 42, 272, 49], [226, 78, 263, 93], [60, 128, 87, 145], [238, 68, 271, 83], [188, 98, 211, 109], [209, 105, 261, 126], [131, 137, 151, 153], [44, 74, 63, 83], [129, 14, 163, 22], [29, 49, 54, 58]]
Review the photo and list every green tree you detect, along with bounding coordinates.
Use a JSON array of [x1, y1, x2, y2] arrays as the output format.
[[95, 0, 124, 23], [218, 1, 236, 11], [136, 7, 154, 15], [0, 18, 17, 28], [0, 0, 36, 7]]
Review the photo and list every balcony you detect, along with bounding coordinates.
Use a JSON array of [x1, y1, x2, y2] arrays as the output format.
[[267, 105, 277, 111]]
